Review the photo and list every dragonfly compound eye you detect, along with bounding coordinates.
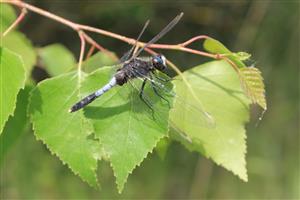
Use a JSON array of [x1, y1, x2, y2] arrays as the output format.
[[153, 54, 167, 71]]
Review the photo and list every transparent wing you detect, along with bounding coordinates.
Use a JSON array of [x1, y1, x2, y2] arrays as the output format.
[[134, 13, 184, 58], [119, 20, 150, 63], [126, 77, 193, 143], [151, 76, 216, 128], [131, 69, 215, 128]]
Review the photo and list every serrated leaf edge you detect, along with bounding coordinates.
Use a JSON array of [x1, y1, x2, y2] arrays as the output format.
[[27, 73, 100, 188], [0, 48, 26, 134], [112, 133, 169, 193], [239, 66, 267, 110]]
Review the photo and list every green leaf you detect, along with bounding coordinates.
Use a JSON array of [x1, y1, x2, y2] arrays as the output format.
[[82, 52, 116, 73], [1, 31, 37, 77], [28, 72, 100, 187], [240, 66, 267, 110], [0, 4, 17, 31], [0, 85, 32, 165], [38, 44, 76, 77], [203, 38, 266, 110], [0, 47, 26, 134], [234, 52, 251, 61], [203, 38, 246, 68], [82, 67, 174, 192], [203, 38, 231, 54], [170, 60, 250, 181]]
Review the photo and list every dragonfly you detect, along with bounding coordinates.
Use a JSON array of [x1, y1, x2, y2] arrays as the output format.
[[69, 13, 183, 113], [69, 12, 214, 132]]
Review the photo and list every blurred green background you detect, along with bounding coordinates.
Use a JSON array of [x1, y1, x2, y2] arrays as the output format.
[[1, 0, 299, 199]]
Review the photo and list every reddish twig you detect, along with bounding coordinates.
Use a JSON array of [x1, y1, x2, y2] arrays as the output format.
[[86, 45, 95, 60], [77, 31, 85, 81], [82, 32, 106, 52], [2, 0, 218, 60], [1, 0, 237, 82], [82, 32, 118, 61], [2, 7, 27, 36], [180, 35, 210, 46]]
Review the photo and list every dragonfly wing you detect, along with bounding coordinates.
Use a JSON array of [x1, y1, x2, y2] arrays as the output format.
[[134, 13, 183, 58], [154, 78, 215, 128], [131, 69, 215, 128], [127, 78, 193, 143], [119, 20, 150, 63]]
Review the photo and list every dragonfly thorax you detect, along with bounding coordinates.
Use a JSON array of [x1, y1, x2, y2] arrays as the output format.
[[114, 55, 166, 86]]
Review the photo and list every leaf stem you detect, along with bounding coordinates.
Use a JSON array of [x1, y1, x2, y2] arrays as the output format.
[[86, 45, 95, 60], [78, 31, 85, 83], [82, 32, 118, 61], [2, 7, 27, 37]]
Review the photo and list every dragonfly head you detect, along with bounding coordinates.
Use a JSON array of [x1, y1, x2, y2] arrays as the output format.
[[152, 54, 167, 71]]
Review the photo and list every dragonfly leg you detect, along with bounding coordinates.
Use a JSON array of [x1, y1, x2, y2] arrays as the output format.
[[139, 79, 155, 118], [150, 81, 171, 108]]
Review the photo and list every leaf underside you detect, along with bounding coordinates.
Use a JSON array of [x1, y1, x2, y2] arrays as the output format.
[[170, 60, 250, 181]]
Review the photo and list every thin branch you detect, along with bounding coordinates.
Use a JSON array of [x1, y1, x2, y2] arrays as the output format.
[[180, 35, 210, 46], [86, 45, 95, 60], [2, 7, 27, 36], [78, 31, 85, 82], [2, 0, 80, 30], [1, 0, 235, 76], [82, 33, 106, 52], [2, 0, 218, 59], [82, 32, 118, 61]]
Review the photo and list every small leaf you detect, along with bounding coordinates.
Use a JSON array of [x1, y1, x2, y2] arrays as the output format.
[[239, 66, 266, 110], [28, 72, 100, 187], [0, 85, 32, 165], [203, 38, 266, 109], [170, 60, 250, 181], [0, 4, 17, 31], [203, 38, 231, 54], [82, 67, 174, 192], [203, 38, 245, 68], [0, 47, 26, 134], [82, 52, 116, 73], [234, 52, 251, 61], [2, 31, 37, 77], [38, 44, 76, 76]]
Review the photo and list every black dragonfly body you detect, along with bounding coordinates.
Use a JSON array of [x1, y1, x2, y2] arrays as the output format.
[[69, 13, 183, 113]]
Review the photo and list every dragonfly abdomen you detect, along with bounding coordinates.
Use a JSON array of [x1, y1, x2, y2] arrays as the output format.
[[69, 77, 117, 112], [95, 77, 117, 97]]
